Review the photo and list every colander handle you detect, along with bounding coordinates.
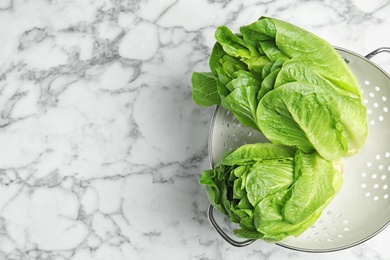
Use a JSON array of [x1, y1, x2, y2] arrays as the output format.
[[365, 47, 390, 59], [208, 205, 255, 247]]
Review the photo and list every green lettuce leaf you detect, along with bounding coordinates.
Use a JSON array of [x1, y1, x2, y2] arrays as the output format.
[[245, 161, 294, 206], [257, 82, 348, 160], [191, 72, 220, 106], [283, 150, 343, 224]]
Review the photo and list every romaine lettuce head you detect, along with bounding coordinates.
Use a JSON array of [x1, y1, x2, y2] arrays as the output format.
[[200, 143, 343, 242], [195, 17, 366, 242], [191, 16, 367, 156]]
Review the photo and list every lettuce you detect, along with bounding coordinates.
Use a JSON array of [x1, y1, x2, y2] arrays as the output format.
[[200, 144, 343, 242], [194, 17, 367, 242], [191, 16, 368, 160]]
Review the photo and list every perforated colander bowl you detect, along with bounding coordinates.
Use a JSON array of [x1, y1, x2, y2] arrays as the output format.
[[207, 47, 390, 252]]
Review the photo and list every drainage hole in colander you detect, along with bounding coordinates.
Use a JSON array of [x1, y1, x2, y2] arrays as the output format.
[[384, 107, 389, 113], [369, 92, 375, 98], [306, 212, 351, 243], [375, 86, 381, 92], [384, 184, 388, 190], [382, 96, 388, 102], [367, 109, 372, 115], [381, 175, 387, 180], [364, 80, 370, 86], [365, 191, 371, 197], [384, 194, 389, 199]]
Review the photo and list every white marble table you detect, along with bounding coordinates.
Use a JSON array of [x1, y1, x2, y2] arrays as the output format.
[[0, 0, 389, 259]]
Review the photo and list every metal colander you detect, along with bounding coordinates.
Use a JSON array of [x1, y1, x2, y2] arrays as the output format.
[[207, 47, 390, 252]]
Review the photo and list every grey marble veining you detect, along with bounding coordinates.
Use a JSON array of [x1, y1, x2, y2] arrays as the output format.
[[0, 0, 389, 259]]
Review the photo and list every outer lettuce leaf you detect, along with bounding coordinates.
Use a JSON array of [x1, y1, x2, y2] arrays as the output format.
[[283, 150, 343, 224], [199, 169, 229, 215], [257, 82, 348, 161], [274, 58, 334, 89], [222, 143, 296, 165], [245, 161, 294, 206], [252, 189, 319, 242], [333, 94, 368, 155], [209, 42, 226, 76], [222, 85, 260, 131], [257, 80, 367, 160], [191, 72, 220, 106]]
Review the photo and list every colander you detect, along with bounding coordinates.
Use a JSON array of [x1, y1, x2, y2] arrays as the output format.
[[206, 47, 390, 252]]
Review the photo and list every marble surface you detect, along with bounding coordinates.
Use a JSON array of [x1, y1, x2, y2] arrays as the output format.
[[0, 0, 389, 259]]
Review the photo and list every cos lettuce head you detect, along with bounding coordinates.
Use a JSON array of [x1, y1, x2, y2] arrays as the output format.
[[192, 16, 367, 161]]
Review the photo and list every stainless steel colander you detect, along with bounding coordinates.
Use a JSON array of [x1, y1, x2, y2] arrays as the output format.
[[207, 47, 390, 252]]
